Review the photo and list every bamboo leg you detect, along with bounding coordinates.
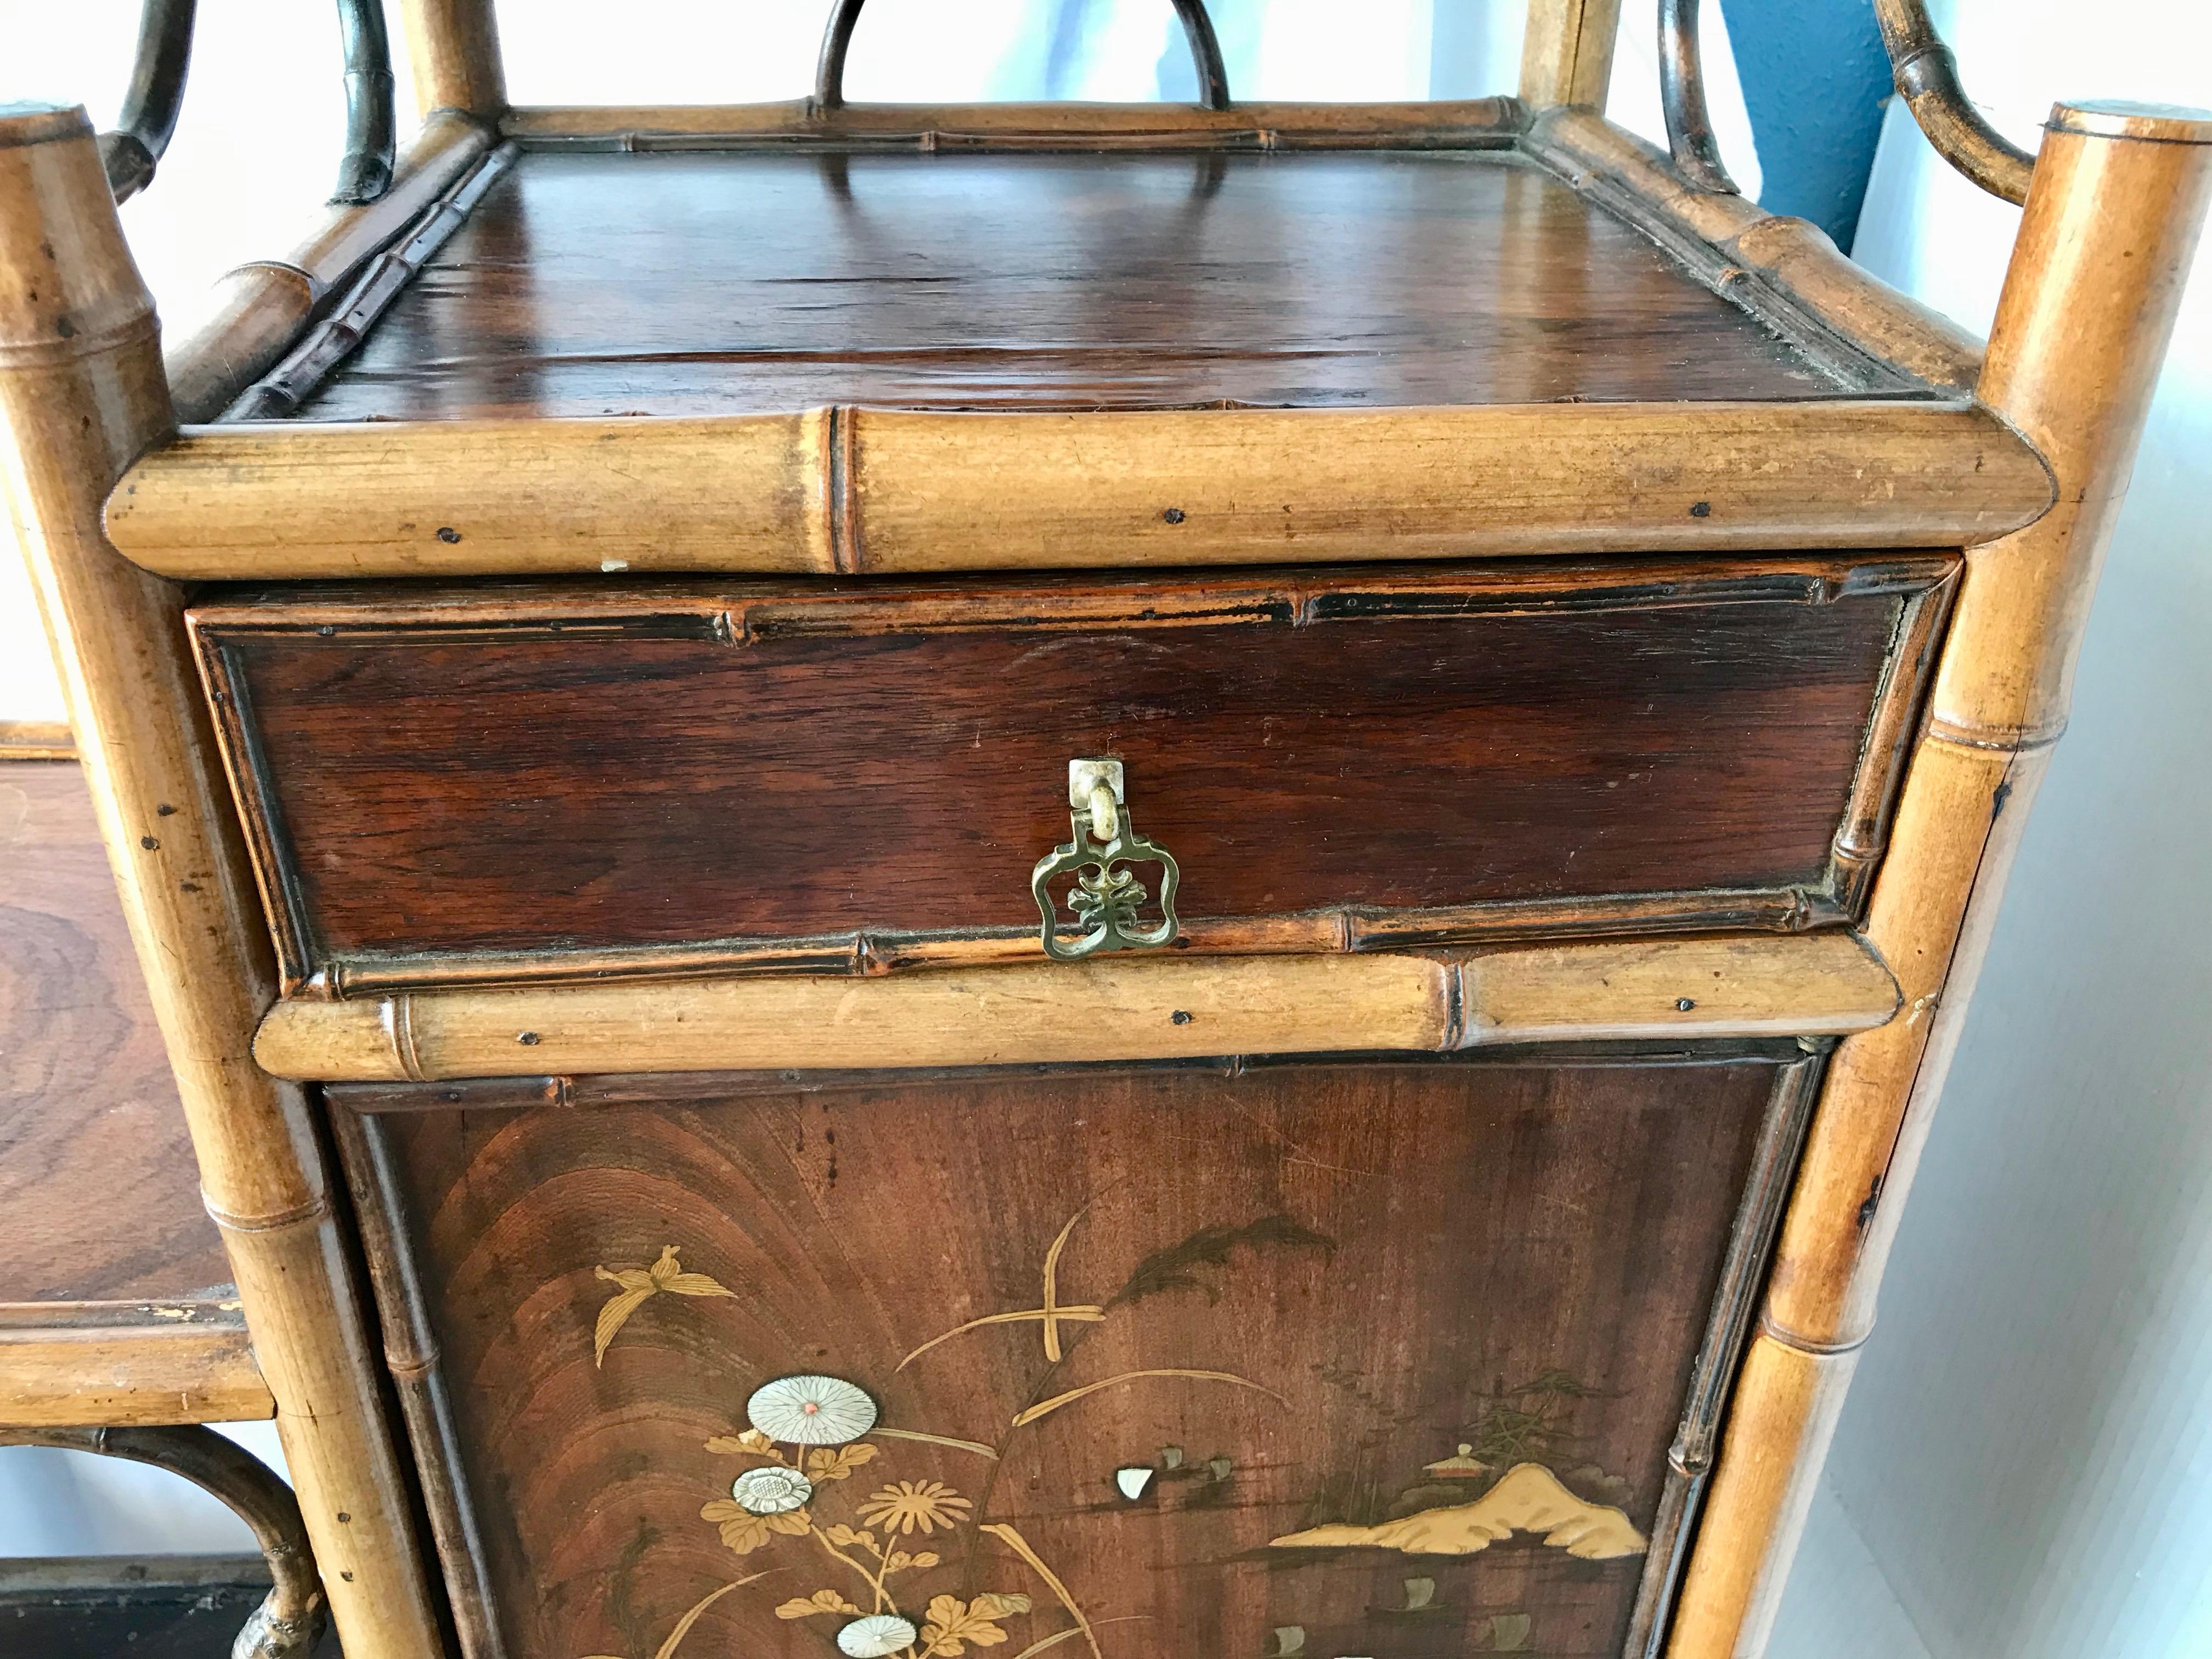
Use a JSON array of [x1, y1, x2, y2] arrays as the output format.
[[399, 0, 507, 120], [0, 107, 445, 1659], [1520, 0, 1624, 109], [1668, 101, 2212, 1657]]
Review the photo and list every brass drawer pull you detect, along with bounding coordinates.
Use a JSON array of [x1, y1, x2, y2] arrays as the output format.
[[1031, 758, 1181, 961]]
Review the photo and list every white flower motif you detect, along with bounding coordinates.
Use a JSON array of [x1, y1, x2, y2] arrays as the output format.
[[731, 1464, 813, 1515], [747, 1374, 878, 1446], [837, 1613, 918, 1657]]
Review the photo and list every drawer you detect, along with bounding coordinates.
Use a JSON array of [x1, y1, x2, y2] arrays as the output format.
[[334, 1043, 1820, 1659], [189, 556, 1951, 994]]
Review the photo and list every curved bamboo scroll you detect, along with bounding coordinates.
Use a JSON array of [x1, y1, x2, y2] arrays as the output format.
[[0, 1426, 327, 1659], [815, 0, 1231, 111], [1657, 0, 1737, 194], [98, 0, 196, 205], [334, 0, 397, 204], [1874, 0, 2033, 204]]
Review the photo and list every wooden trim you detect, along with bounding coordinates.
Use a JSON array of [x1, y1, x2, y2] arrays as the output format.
[[252, 934, 1900, 1084], [498, 98, 1525, 151], [1523, 108, 1991, 392], [0, 1305, 273, 1427], [1623, 1048, 1827, 1657], [0, 719, 74, 760], [1668, 100, 2212, 1659], [162, 110, 496, 423], [223, 143, 519, 420], [0, 105, 440, 1657], [399, 0, 507, 121], [106, 401, 2049, 582], [1520, 0, 1623, 110], [329, 1107, 507, 1659]]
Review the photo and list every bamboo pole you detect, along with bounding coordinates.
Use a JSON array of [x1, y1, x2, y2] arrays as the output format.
[[250, 934, 1902, 1084], [0, 106, 443, 1659], [499, 98, 1522, 148], [102, 400, 2050, 581], [0, 1313, 274, 1427], [162, 109, 494, 422], [399, 0, 506, 121], [1525, 107, 1988, 391], [1668, 100, 2212, 1658], [1520, 0, 1623, 110]]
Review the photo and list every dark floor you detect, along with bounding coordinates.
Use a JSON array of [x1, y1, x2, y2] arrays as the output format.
[[0, 1558, 343, 1658]]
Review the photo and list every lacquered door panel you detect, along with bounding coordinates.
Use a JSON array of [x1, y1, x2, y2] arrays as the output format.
[[340, 1049, 1814, 1659]]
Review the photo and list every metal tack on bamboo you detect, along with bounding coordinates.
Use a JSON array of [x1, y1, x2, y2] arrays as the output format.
[[0, 105, 441, 1659], [1668, 100, 2212, 1659]]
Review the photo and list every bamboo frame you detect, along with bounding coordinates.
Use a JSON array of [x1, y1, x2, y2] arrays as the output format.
[[0, 1425, 325, 1656], [1520, 0, 1623, 110], [1872, 0, 2033, 205], [250, 933, 1901, 1084], [1523, 107, 1988, 392], [0, 1303, 273, 1427], [498, 98, 1523, 150], [104, 401, 2047, 582], [1668, 101, 2212, 1658], [163, 109, 495, 422], [0, 106, 440, 1659], [817, 0, 1229, 112], [398, 0, 507, 121], [98, 0, 196, 204]]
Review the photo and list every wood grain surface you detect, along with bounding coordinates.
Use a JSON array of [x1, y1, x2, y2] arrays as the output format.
[[276, 149, 1859, 421], [0, 761, 227, 1305], [352, 1051, 1790, 1659], [189, 559, 1941, 990]]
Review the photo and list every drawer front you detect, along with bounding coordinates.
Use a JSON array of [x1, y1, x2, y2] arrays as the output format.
[[191, 557, 1949, 993], [337, 1046, 1816, 1659]]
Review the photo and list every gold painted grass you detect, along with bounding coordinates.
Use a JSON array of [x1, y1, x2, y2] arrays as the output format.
[[1011, 1369, 1288, 1428]]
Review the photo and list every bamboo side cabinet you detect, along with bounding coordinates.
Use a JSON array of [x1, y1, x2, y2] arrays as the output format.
[[3, 5, 2209, 1658]]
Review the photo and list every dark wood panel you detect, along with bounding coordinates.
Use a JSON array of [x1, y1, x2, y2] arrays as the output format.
[[0, 762, 227, 1305], [190, 559, 1944, 990], [280, 150, 1864, 422], [355, 1052, 1787, 1659]]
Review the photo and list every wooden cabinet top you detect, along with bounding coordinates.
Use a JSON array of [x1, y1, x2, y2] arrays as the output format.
[[273, 148, 1892, 423]]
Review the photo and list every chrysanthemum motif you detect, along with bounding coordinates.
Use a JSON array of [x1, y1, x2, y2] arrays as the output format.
[[836, 1613, 918, 1657], [747, 1374, 878, 1446], [731, 1464, 814, 1515], [858, 1479, 973, 1536]]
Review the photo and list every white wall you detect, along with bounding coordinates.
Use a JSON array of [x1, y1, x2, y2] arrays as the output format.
[[1771, 4, 2212, 1657]]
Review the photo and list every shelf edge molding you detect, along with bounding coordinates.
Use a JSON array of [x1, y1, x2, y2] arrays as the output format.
[[254, 933, 1903, 1084], [104, 399, 2053, 582]]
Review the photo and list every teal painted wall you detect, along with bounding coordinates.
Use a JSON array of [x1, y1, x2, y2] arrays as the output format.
[[1718, 0, 1892, 247]]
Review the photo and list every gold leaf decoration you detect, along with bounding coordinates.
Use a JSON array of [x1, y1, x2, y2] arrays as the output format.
[[1010, 1369, 1288, 1428], [822, 1523, 876, 1550], [978, 1525, 1099, 1659], [919, 1593, 1027, 1654], [701, 1499, 811, 1555], [704, 1431, 783, 1459], [858, 1480, 973, 1535], [806, 1443, 880, 1483], [776, 1590, 863, 1621], [871, 1426, 1000, 1459], [592, 1246, 735, 1367]]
